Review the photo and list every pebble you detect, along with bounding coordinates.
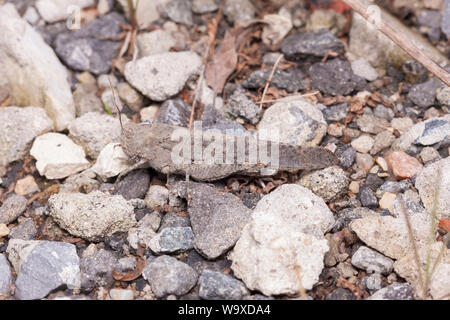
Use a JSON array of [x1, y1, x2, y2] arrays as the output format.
[[223, 0, 255, 25], [351, 58, 379, 81], [322, 103, 348, 122], [36, 0, 94, 23], [30, 133, 90, 179], [230, 184, 333, 295], [117, 0, 162, 29], [351, 246, 394, 275], [354, 153, 375, 174], [327, 123, 344, 137], [8, 218, 37, 240], [257, 98, 327, 146], [379, 192, 396, 212], [7, 239, 80, 300], [160, 212, 191, 230], [163, 0, 193, 25], [337, 145, 356, 169], [192, 0, 219, 13], [371, 131, 396, 155], [145, 185, 169, 211], [0, 4, 75, 131], [326, 288, 356, 300], [116, 257, 137, 273], [124, 51, 202, 102], [332, 207, 379, 233], [415, 156, 450, 219], [436, 86, 450, 106], [143, 255, 198, 298], [224, 88, 261, 125], [391, 117, 414, 134], [0, 194, 27, 225], [367, 283, 414, 300], [0, 254, 13, 294], [174, 182, 251, 259], [351, 135, 375, 154], [140, 106, 159, 122], [109, 289, 134, 300], [261, 14, 293, 46], [298, 166, 349, 202], [14, 175, 39, 196], [69, 112, 127, 159], [443, 0, 450, 39], [118, 83, 144, 112], [0, 224, 10, 237], [149, 227, 194, 254], [80, 245, 117, 291], [72, 83, 104, 117], [92, 143, 133, 180], [198, 270, 249, 300], [408, 78, 443, 108], [0, 107, 53, 169], [242, 68, 304, 93], [127, 212, 160, 250], [307, 9, 347, 34], [48, 191, 137, 241], [55, 13, 126, 75], [362, 273, 383, 293], [419, 147, 441, 163], [136, 30, 176, 57], [113, 169, 151, 200], [376, 157, 389, 171], [374, 105, 395, 122], [357, 114, 390, 134], [310, 59, 366, 96], [281, 30, 344, 61], [349, 181, 360, 194], [386, 151, 423, 179], [155, 99, 191, 127], [359, 186, 378, 208]]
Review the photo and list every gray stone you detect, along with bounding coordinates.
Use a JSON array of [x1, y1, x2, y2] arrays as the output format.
[[155, 99, 191, 127], [326, 288, 356, 300], [374, 104, 395, 121], [7, 239, 80, 300], [377, 180, 412, 194], [80, 246, 118, 291], [185, 250, 231, 274], [322, 103, 348, 122], [0, 4, 75, 131], [127, 213, 159, 250], [54, 13, 126, 74], [281, 30, 345, 61], [332, 207, 378, 232], [298, 166, 349, 202], [0, 254, 13, 294], [0, 194, 27, 225], [68, 112, 127, 159], [198, 269, 249, 300], [356, 114, 390, 134], [310, 59, 366, 96], [48, 191, 137, 241], [257, 98, 327, 147], [164, 0, 193, 25], [137, 30, 176, 57], [442, 0, 450, 39], [224, 88, 261, 125], [359, 186, 378, 208], [36, 0, 94, 23], [113, 169, 151, 200], [118, 83, 144, 112], [436, 86, 450, 106], [223, 0, 255, 26], [367, 282, 414, 300], [9, 218, 37, 240], [362, 273, 383, 293], [124, 51, 202, 102], [351, 58, 378, 81], [336, 145, 356, 168], [174, 182, 251, 259], [149, 227, 194, 254], [408, 78, 443, 108], [145, 185, 169, 211], [117, 0, 167, 30], [419, 146, 441, 164], [0, 107, 53, 168], [159, 212, 191, 230], [143, 255, 198, 298], [116, 257, 137, 273], [109, 288, 134, 300], [371, 131, 396, 155], [242, 68, 305, 93], [351, 246, 394, 275]]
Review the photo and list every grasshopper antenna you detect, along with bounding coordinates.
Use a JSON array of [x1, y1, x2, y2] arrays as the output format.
[[108, 75, 124, 134]]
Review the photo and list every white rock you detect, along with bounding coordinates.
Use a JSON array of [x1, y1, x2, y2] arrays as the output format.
[[0, 107, 53, 168], [109, 288, 134, 300], [351, 58, 379, 81], [350, 213, 432, 260], [298, 166, 349, 202], [118, 0, 170, 29], [23, 6, 40, 24], [262, 14, 293, 46], [92, 143, 133, 179], [0, 4, 75, 131], [124, 51, 202, 102], [68, 112, 128, 159], [351, 135, 375, 154], [36, 0, 94, 23], [258, 98, 327, 147], [139, 106, 159, 122], [230, 213, 329, 295], [145, 185, 169, 211], [30, 133, 90, 179], [137, 30, 176, 57], [230, 184, 334, 295], [415, 156, 450, 219], [48, 191, 137, 241]]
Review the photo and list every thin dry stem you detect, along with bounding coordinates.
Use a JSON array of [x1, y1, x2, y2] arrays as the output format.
[[259, 54, 283, 110], [343, 0, 450, 87], [108, 76, 123, 133]]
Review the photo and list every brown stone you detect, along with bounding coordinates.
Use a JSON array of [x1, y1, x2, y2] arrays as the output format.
[[386, 151, 423, 179]]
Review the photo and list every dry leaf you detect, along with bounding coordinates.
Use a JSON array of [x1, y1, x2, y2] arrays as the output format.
[[205, 31, 238, 93]]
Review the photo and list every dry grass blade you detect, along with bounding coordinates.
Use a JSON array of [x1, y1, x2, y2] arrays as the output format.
[[108, 76, 123, 133], [342, 0, 450, 87], [259, 54, 283, 110]]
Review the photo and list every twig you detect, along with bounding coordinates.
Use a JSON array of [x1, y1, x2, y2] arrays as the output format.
[[256, 91, 320, 104], [343, 0, 450, 87], [108, 76, 123, 133], [259, 53, 283, 110], [188, 2, 224, 129]]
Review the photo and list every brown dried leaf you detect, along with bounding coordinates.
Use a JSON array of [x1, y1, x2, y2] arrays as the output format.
[[205, 31, 238, 93]]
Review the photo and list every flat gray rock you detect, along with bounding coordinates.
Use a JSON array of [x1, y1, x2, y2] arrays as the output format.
[[0, 254, 13, 294], [198, 269, 249, 300], [367, 283, 415, 300], [149, 227, 194, 254], [0, 194, 27, 225], [80, 246, 118, 291], [351, 246, 394, 275]]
